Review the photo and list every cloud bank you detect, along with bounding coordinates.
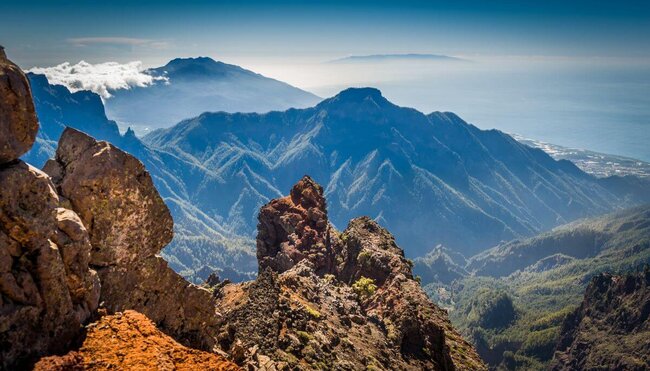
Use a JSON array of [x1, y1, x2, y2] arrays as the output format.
[[28, 61, 166, 99]]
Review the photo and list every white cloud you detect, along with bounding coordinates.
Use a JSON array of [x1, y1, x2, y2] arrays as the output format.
[[28, 61, 167, 99]]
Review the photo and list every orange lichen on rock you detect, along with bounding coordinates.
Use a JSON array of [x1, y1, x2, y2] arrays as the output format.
[[34, 310, 240, 371]]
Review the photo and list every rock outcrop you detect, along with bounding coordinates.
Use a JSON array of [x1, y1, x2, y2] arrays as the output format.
[[0, 47, 38, 163], [33, 310, 240, 371], [551, 269, 650, 370], [257, 176, 339, 275], [0, 53, 100, 368], [43, 127, 220, 350], [215, 176, 485, 370]]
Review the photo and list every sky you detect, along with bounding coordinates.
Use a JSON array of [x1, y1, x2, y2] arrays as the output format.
[[2, 0, 650, 160], [3, 0, 650, 67]]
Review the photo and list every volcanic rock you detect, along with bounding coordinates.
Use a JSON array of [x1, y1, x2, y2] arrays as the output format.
[[33, 310, 240, 371], [257, 176, 338, 274], [217, 176, 486, 370], [0, 49, 38, 163]]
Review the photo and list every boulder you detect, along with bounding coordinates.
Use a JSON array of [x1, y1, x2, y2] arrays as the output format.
[[0, 49, 38, 163]]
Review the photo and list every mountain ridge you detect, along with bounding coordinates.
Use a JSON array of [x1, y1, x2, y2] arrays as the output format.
[[105, 56, 321, 131], [144, 87, 650, 260], [22, 74, 650, 282]]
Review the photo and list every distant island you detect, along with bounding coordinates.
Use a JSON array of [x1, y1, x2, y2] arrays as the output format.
[[328, 53, 466, 63]]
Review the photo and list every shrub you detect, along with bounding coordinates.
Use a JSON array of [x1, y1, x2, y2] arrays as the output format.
[[353, 276, 377, 299]]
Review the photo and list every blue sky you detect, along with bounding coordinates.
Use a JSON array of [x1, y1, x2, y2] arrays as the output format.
[[3, 0, 650, 67]]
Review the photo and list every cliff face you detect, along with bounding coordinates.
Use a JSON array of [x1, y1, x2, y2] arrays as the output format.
[[551, 269, 650, 370], [215, 176, 485, 370]]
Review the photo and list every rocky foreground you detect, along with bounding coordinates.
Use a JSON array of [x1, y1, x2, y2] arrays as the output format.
[[33, 310, 239, 371], [0, 49, 483, 369]]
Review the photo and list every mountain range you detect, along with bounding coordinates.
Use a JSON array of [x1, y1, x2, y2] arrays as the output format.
[[424, 205, 650, 369], [22, 57, 650, 283], [104, 57, 321, 132]]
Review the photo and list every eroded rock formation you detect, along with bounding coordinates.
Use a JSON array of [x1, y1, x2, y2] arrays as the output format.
[[33, 310, 240, 371], [257, 176, 339, 275], [43, 127, 220, 350], [216, 176, 485, 370]]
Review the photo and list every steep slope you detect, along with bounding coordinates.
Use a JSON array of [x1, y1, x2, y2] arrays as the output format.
[[33, 311, 240, 371], [213, 176, 485, 370], [430, 206, 650, 369], [145, 87, 650, 259], [551, 269, 650, 370], [105, 57, 321, 131]]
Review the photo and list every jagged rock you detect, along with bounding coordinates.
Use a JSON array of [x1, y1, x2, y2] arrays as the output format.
[[257, 175, 338, 274], [33, 310, 240, 371], [551, 269, 650, 370], [0, 50, 38, 163], [217, 176, 486, 370], [0, 161, 99, 368], [44, 127, 219, 351]]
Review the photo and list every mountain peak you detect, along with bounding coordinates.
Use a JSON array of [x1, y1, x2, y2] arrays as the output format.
[[165, 56, 217, 67], [150, 56, 248, 79], [334, 87, 384, 102], [318, 87, 391, 112]]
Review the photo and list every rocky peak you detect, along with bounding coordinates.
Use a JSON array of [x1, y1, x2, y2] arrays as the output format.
[[330, 87, 386, 105], [257, 175, 336, 274], [224, 176, 486, 369]]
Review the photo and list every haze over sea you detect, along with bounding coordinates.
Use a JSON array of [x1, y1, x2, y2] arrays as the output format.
[[248, 55, 650, 162]]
